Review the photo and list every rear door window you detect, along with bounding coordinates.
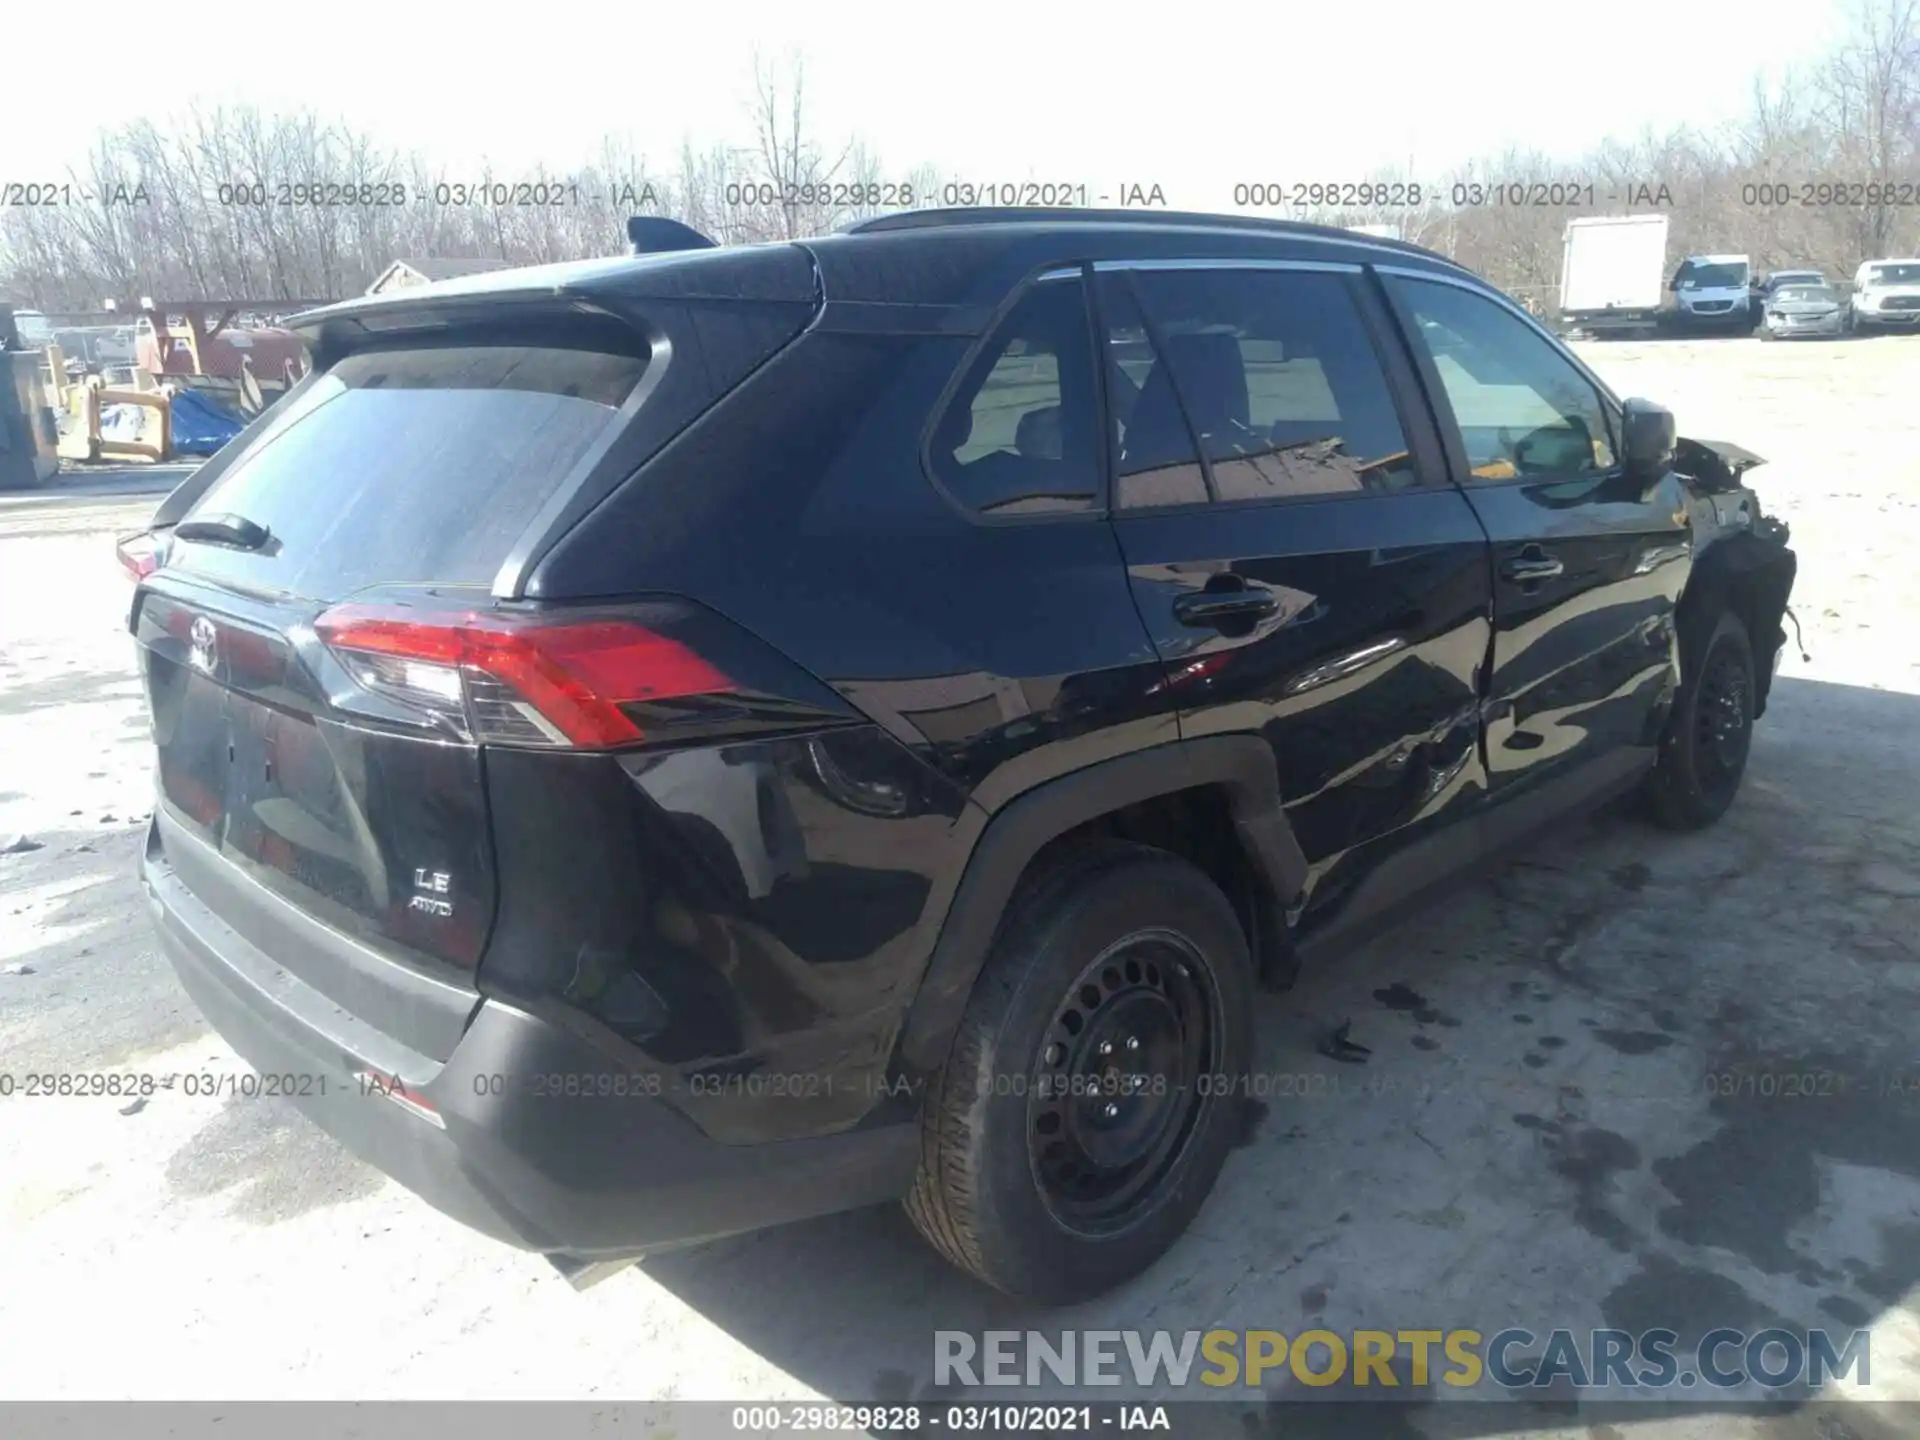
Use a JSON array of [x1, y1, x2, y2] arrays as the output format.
[[1120, 268, 1424, 503], [174, 341, 649, 600]]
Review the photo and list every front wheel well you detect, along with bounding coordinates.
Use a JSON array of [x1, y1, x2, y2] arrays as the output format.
[[1014, 784, 1293, 991], [1681, 538, 1795, 718]]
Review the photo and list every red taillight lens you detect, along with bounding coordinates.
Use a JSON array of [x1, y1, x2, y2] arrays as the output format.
[[314, 603, 733, 750], [357, 1068, 445, 1128], [116, 531, 159, 582]]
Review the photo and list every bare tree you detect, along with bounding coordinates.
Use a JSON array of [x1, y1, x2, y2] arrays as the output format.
[[8, 17, 1920, 315], [744, 50, 880, 239], [1817, 0, 1920, 256]]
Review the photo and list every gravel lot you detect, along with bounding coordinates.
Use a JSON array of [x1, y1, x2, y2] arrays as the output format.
[[3, 337, 1920, 1435]]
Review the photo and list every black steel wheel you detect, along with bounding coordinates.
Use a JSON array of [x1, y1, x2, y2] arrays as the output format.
[[1690, 639, 1753, 801], [1027, 929, 1221, 1236], [906, 842, 1253, 1304], [1646, 608, 1756, 830]]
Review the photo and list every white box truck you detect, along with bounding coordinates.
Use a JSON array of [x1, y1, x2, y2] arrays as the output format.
[[1558, 214, 1670, 337]]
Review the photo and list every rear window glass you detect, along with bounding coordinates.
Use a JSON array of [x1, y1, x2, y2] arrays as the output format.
[[176, 342, 648, 599]]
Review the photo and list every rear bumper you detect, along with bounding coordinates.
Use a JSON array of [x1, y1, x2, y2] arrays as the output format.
[[142, 824, 918, 1260], [1562, 311, 1661, 335]]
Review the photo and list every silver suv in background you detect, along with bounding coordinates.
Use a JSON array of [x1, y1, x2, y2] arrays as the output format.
[[1847, 258, 1920, 333], [1757, 269, 1828, 300]]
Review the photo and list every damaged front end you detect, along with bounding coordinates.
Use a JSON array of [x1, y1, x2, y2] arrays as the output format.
[[1672, 436, 1800, 717], [1674, 436, 1765, 494]]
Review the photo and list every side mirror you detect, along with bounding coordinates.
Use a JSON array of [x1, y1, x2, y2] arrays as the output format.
[[1621, 398, 1675, 492], [1513, 417, 1594, 476]]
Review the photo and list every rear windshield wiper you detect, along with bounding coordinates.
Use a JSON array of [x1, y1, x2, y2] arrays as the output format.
[[173, 513, 273, 550]]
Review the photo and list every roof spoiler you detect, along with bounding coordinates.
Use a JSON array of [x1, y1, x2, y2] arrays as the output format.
[[626, 216, 717, 255]]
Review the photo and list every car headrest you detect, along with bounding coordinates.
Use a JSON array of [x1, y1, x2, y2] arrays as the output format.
[[1015, 405, 1063, 460], [1162, 332, 1248, 430], [1123, 360, 1191, 469]]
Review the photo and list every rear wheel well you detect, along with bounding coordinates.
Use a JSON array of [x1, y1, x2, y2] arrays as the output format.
[[1011, 785, 1293, 990]]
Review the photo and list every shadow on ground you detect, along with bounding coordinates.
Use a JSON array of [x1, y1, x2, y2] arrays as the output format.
[[629, 676, 1920, 1434]]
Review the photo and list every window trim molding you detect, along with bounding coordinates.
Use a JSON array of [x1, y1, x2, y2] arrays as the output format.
[[917, 263, 1112, 527], [1093, 258, 1365, 276]]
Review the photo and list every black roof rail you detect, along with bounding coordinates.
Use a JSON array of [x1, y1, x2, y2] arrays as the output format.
[[840, 206, 1456, 260], [626, 216, 718, 255]]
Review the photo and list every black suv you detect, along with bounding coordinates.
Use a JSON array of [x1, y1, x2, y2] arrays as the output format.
[[126, 210, 1797, 1304]]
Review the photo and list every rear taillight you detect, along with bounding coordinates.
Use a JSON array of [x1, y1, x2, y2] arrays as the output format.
[[313, 603, 734, 750], [116, 531, 160, 582]]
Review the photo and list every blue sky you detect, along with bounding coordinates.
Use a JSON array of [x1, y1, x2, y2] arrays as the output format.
[[1, 0, 1854, 206]]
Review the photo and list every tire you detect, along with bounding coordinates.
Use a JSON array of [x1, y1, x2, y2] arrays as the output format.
[[905, 841, 1254, 1304], [1644, 609, 1756, 831]]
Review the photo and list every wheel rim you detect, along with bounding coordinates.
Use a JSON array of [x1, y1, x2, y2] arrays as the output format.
[[1693, 641, 1752, 796], [1027, 929, 1220, 1236]]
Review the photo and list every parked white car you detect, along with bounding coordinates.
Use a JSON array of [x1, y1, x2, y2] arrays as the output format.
[[1848, 258, 1920, 333]]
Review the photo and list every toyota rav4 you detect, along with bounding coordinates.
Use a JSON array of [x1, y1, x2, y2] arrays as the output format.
[[123, 209, 1797, 1304]]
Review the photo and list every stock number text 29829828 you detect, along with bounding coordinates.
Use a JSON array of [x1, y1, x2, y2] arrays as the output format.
[[1231, 180, 1678, 210], [1234, 181, 1428, 209]]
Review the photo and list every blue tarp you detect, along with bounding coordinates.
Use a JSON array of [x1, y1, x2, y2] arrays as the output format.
[[168, 388, 247, 456]]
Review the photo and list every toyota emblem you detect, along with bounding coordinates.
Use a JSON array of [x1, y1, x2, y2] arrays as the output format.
[[188, 615, 218, 673]]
